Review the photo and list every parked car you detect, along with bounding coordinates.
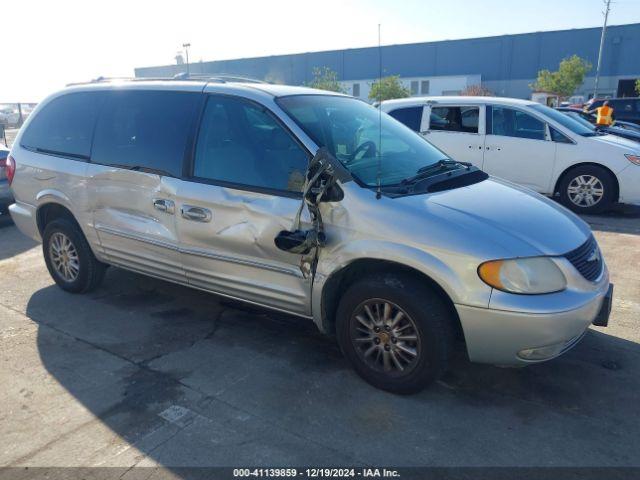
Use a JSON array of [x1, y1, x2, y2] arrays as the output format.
[[381, 96, 640, 213], [8, 81, 612, 393], [0, 107, 20, 127], [587, 97, 640, 126], [0, 145, 14, 215], [556, 107, 640, 141]]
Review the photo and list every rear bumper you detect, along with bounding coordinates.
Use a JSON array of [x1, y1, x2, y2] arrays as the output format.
[[617, 164, 640, 206], [456, 279, 611, 365], [8, 201, 40, 242]]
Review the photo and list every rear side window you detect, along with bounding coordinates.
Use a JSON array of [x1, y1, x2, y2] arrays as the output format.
[[430, 106, 479, 133], [193, 95, 309, 193], [388, 107, 423, 132], [489, 106, 546, 140], [92, 90, 200, 177], [21, 92, 103, 158]]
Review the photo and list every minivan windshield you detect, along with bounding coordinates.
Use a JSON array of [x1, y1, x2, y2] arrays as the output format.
[[530, 104, 596, 137], [277, 95, 452, 187]]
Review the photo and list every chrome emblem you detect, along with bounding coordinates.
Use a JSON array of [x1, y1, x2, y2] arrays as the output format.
[[587, 247, 600, 263]]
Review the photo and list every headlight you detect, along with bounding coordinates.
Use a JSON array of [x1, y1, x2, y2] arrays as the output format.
[[478, 257, 567, 294], [625, 154, 640, 166]]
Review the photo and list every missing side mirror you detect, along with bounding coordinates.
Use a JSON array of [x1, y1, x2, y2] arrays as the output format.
[[274, 230, 326, 255]]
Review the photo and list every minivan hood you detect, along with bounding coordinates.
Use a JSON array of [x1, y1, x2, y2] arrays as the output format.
[[591, 133, 640, 151], [391, 178, 591, 257]]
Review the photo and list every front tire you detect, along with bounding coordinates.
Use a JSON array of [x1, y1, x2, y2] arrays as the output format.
[[336, 273, 454, 394], [42, 218, 106, 293], [558, 165, 616, 214]]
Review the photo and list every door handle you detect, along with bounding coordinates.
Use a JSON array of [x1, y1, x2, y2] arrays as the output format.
[[153, 198, 175, 214], [181, 205, 212, 223]]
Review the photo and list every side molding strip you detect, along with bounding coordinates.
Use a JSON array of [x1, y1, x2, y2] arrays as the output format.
[[95, 224, 304, 278]]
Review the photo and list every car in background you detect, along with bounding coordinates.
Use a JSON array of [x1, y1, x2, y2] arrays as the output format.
[[381, 96, 640, 213], [0, 107, 20, 127], [558, 106, 640, 132], [556, 107, 640, 143], [0, 145, 14, 215], [587, 98, 640, 126]]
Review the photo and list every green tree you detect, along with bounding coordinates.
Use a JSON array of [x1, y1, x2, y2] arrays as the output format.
[[368, 75, 411, 102], [635, 79, 640, 96], [530, 55, 592, 99], [306, 67, 346, 93], [461, 84, 494, 96]]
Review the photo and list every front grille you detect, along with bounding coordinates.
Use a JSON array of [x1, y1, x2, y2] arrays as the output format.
[[564, 236, 603, 282]]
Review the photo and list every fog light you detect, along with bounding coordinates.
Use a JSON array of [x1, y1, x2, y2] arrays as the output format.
[[518, 342, 566, 361]]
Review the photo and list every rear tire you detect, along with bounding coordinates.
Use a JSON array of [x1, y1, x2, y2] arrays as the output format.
[[558, 165, 616, 214], [42, 218, 106, 293], [336, 273, 454, 394]]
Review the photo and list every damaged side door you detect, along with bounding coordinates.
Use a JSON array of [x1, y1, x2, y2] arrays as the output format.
[[175, 94, 314, 315]]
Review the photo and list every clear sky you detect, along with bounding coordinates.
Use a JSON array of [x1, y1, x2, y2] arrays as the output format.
[[2, 0, 639, 101]]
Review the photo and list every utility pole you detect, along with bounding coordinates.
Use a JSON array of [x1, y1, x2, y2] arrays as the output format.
[[182, 43, 191, 76], [593, 0, 611, 99]]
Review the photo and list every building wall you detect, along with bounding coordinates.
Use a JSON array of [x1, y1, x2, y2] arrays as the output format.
[[135, 23, 640, 100]]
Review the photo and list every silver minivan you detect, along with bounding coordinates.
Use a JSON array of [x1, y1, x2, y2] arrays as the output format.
[[8, 80, 613, 393]]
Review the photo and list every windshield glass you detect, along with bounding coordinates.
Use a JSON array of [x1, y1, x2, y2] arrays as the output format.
[[563, 111, 597, 130], [531, 104, 595, 136], [277, 95, 449, 186]]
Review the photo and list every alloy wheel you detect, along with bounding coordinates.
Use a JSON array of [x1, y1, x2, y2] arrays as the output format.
[[350, 299, 421, 376], [49, 232, 80, 282], [567, 175, 604, 208]]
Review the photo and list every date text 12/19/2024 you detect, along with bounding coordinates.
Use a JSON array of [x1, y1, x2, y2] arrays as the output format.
[[233, 468, 401, 478]]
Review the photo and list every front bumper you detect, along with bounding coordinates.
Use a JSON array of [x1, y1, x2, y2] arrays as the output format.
[[456, 267, 611, 365], [617, 164, 640, 206]]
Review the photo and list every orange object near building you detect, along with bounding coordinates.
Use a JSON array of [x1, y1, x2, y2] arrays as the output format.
[[596, 105, 614, 126]]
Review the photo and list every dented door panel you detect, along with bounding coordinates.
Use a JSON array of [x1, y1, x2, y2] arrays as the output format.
[[88, 165, 185, 282], [175, 180, 312, 315]]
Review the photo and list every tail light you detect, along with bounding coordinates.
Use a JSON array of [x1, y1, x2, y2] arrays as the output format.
[[5, 155, 15, 185]]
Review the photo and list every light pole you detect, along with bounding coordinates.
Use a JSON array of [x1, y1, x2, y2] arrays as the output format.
[[593, 0, 611, 99], [182, 43, 191, 76]]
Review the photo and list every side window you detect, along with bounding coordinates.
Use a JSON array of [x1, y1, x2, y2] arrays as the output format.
[[549, 127, 572, 144], [21, 92, 103, 158], [388, 107, 423, 132], [92, 90, 200, 177], [193, 96, 309, 193], [430, 106, 479, 133], [490, 107, 546, 140]]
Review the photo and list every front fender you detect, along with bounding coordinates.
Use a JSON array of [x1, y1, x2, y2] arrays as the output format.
[[311, 239, 492, 332]]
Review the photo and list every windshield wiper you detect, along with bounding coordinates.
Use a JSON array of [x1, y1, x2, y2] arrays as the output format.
[[401, 159, 471, 184]]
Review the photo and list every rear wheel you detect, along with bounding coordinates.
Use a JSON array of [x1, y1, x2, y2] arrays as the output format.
[[558, 165, 616, 214], [336, 273, 454, 394], [42, 218, 106, 293]]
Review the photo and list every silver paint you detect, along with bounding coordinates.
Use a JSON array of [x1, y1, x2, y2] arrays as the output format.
[[8, 80, 610, 366]]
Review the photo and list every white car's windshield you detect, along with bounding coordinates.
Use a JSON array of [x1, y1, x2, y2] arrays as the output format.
[[531, 104, 595, 136], [563, 111, 598, 130], [277, 95, 450, 187]]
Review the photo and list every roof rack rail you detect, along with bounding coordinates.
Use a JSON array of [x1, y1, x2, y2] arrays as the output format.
[[173, 72, 269, 84], [66, 73, 269, 87]]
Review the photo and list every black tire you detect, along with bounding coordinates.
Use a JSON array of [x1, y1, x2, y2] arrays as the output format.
[[558, 165, 616, 214], [336, 273, 454, 394], [42, 218, 106, 293]]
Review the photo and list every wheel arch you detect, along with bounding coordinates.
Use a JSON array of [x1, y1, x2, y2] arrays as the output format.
[[553, 162, 619, 202], [36, 201, 82, 236], [317, 258, 465, 344]]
